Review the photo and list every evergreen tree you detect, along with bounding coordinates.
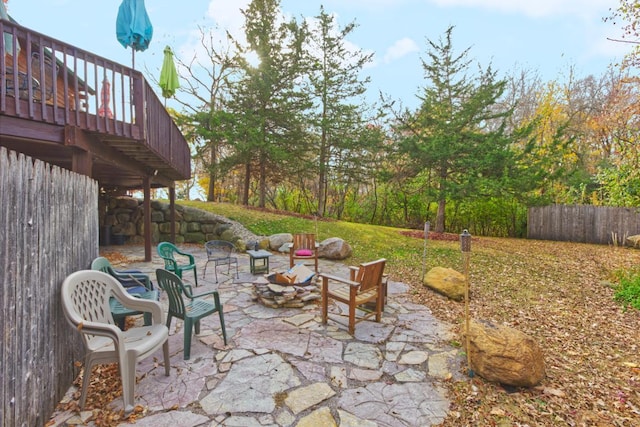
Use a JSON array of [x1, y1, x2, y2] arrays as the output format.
[[305, 6, 374, 217], [229, 0, 311, 207], [395, 26, 517, 233]]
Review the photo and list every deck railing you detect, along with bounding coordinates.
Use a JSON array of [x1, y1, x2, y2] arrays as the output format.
[[0, 19, 190, 178]]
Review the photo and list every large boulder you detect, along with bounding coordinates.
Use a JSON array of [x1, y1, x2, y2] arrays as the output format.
[[423, 267, 465, 301], [269, 233, 293, 251], [318, 237, 352, 260], [626, 234, 640, 248], [466, 319, 545, 387]]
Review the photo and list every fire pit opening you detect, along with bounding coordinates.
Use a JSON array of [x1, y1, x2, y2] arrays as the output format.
[[253, 264, 321, 308]]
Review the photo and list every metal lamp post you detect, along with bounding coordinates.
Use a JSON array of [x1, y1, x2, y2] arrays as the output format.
[[460, 229, 473, 376]]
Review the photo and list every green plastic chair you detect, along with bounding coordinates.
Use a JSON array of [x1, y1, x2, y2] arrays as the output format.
[[156, 269, 227, 360], [157, 241, 198, 287], [91, 256, 153, 293], [91, 256, 158, 330]]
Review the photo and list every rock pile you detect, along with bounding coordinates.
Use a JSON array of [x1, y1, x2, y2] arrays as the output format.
[[252, 276, 321, 308]]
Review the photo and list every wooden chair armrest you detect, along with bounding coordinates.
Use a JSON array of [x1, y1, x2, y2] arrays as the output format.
[[319, 273, 360, 288]]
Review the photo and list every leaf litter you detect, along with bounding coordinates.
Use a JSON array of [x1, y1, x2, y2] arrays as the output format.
[[409, 236, 640, 426]]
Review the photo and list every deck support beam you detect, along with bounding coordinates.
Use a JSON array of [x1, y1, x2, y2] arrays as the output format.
[[169, 186, 176, 243], [143, 176, 152, 261]]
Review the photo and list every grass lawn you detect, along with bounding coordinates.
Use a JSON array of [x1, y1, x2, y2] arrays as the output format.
[[182, 201, 640, 426]]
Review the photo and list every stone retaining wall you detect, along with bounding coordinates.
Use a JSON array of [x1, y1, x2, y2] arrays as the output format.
[[100, 196, 254, 247]]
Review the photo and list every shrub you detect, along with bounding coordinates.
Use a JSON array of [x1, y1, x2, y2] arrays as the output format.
[[614, 271, 640, 311]]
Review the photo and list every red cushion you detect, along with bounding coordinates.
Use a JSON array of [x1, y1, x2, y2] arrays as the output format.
[[295, 249, 313, 256]]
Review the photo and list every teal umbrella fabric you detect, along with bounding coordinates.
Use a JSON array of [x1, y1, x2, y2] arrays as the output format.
[[159, 46, 180, 99], [116, 0, 153, 52]]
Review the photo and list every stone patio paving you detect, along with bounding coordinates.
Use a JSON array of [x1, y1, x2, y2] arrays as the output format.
[[49, 244, 464, 427]]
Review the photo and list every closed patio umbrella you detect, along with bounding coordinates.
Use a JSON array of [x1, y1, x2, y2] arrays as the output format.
[[98, 78, 113, 118], [159, 46, 179, 103], [116, 0, 153, 69]]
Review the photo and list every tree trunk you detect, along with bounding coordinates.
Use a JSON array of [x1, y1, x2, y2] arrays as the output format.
[[259, 155, 266, 208], [317, 114, 327, 217], [207, 143, 217, 202], [369, 177, 378, 223], [242, 162, 250, 206], [435, 198, 446, 233], [317, 159, 326, 217]]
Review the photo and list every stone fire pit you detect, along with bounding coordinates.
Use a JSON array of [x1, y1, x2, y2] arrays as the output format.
[[253, 266, 321, 308]]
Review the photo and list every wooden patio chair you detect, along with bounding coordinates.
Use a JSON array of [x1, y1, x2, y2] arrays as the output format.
[[61, 270, 170, 414], [289, 233, 318, 273], [320, 258, 387, 335]]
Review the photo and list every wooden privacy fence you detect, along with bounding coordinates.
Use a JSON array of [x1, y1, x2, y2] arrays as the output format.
[[0, 147, 98, 426], [528, 204, 640, 245]]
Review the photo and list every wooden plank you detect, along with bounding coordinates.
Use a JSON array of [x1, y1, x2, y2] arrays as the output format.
[[6, 150, 22, 426], [0, 147, 9, 425], [46, 165, 57, 401], [51, 166, 67, 399], [23, 150, 39, 425], [34, 159, 52, 421]]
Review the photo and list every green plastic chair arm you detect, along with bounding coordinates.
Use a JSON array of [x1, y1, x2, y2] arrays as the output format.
[[176, 249, 195, 264], [112, 291, 164, 324], [183, 284, 219, 301]]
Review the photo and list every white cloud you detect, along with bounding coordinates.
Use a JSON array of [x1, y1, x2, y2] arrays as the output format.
[[383, 38, 420, 63], [207, 0, 250, 39], [582, 22, 630, 64], [429, 0, 611, 19], [322, 0, 412, 9]]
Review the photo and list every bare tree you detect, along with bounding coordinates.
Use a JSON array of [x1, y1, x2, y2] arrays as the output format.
[[172, 26, 240, 202]]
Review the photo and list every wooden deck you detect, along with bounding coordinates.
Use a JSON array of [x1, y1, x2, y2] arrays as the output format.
[[0, 20, 190, 190]]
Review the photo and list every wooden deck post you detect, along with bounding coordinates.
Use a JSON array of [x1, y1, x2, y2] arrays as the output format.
[[143, 176, 151, 261], [169, 186, 176, 243]]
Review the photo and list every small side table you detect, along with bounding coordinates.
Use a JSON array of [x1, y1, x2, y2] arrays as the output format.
[[247, 249, 272, 274]]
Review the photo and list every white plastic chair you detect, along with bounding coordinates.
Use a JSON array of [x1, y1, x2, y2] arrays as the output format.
[[61, 270, 170, 414]]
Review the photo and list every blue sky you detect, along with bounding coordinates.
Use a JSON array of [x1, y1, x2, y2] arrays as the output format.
[[5, 0, 630, 110]]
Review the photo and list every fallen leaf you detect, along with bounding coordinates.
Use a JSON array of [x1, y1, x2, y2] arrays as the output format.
[[490, 407, 506, 416]]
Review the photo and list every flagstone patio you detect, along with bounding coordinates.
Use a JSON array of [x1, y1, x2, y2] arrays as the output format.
[[49, 244, 464, 427]]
